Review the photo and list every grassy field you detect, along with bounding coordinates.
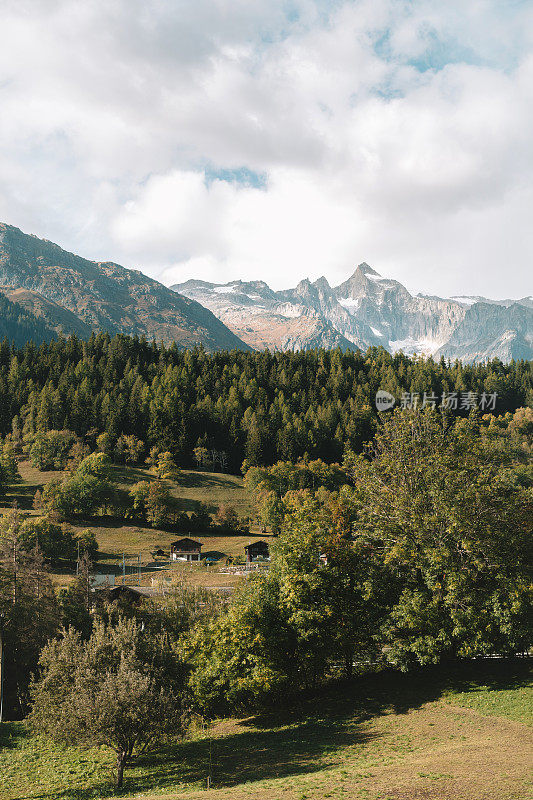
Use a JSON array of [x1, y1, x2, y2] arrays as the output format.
[[0, 661, 531, 800], [1, 461, 264, 590], [443, 661, 533, 726]]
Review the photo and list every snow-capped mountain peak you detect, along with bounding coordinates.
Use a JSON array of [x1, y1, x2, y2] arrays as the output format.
[[171, 266, 533, 362]]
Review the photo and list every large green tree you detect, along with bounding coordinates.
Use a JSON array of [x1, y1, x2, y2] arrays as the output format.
[[0, 510, 60, 716], [350, 409, 533, 667]]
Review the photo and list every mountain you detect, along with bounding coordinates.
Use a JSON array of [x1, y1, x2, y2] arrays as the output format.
[[1, 222, 529, 361], [173, 264, 533, 362], [173, 278, 358, 351], [448, 294, 533, 309], [0, 223, 251, 351]]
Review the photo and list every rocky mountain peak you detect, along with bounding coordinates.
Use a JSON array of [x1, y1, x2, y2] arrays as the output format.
[[355, 262, 380, 277], [313, 276, 331, 292]]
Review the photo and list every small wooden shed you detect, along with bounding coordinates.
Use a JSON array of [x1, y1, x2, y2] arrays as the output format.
[[170, 537, 202, 562]]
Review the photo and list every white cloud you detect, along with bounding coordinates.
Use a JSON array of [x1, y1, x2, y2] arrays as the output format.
[[0, 0, 532, 298]]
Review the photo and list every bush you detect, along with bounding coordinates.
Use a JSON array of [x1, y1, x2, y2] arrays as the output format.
[[76, 529, 99, 559], [213, 504, 248, 533], [129, 479, 173, 527]]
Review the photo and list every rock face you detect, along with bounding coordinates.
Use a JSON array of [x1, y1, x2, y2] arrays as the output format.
[[173, 264, 533, 362], [0, 224, 251, 351], [435, 303, 533, 362]]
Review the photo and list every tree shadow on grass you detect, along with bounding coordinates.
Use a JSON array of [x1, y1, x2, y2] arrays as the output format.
[[177, 472, 241, 490], [21, 659, 532, 800], [239, 669, 445, 734], [0, 721, 27, 751], [438, 657, 532, 695], [39, 714, 376, 800], [2, 483, 38, 510], [110, 466, 151, 486], [172, 496, 217, 514]]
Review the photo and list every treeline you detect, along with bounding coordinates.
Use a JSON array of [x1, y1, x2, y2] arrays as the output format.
[[0, 333, 531, 469]]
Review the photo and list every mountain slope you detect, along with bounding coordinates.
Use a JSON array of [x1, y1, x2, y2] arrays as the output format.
[[173, 264, 532, 362], [0, 286, 93, 338], [0, 292, 58, 346], [0, 224, 252, 351]]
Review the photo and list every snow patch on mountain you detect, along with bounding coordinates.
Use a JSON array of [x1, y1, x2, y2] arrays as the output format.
[[213, 285, 238, 294], [389, 337, 441, 355], [338, 297, 361, 311]]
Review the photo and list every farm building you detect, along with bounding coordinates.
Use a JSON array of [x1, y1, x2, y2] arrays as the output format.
[[92, 585, 144, 608], [244, 540, 270, 562], [170, 537, 202, 561]]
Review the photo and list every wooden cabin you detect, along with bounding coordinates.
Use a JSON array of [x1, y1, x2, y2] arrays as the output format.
[[244, 540, 270, 563], [170, 537, 202, 562], [93, 585, 144, 608]]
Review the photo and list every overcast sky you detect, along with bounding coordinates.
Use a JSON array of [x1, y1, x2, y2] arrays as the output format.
[[1, 0, 532, 298]]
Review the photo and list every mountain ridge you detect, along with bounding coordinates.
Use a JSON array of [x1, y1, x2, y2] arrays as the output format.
[[0, 222, 529, 361], [172, 264, 532, 362]]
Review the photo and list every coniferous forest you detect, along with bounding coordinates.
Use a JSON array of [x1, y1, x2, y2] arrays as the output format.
[[1, 332, 531, 469]]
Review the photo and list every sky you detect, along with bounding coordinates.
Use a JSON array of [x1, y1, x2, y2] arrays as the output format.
[[0, 0, 532, 299]]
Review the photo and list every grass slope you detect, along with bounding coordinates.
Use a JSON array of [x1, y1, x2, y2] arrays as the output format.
[[1, 662, 531, 800], [2, 462, 264, 589]]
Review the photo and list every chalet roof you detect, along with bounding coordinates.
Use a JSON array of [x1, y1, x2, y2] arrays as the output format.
[[97, 586, 144, 604], [170, 537, 202, 550], [244, 540, 269, 552]]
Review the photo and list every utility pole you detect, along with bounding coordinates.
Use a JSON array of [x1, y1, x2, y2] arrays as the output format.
[[207, 723, 213, 789], [138, 552, 141, 586], [0, 616, 5, 724], [122, 553, 125, 585]]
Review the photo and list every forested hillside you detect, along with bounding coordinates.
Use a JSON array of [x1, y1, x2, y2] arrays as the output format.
[[0, 333, 531, 469], [0, 293, 57, 347]]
